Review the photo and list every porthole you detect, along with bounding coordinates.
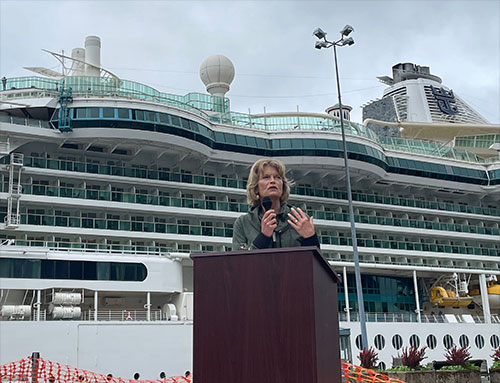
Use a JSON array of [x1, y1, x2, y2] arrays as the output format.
[[491, 334, 500, 349], [374, 334, 385, 350], [392, 334, 403, 350], [133, 373, 140, 380], [443, 335, 454, 349], [409, 334, 420, 347], [378, 362, 386, 371], [355, 335, 362, 350], [459, 334, 469, 348], [475, 335, 484, 349], [426, 334, 437, 349], [159, 372, 166, 379]]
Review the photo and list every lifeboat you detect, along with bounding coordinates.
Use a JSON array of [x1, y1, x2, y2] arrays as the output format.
[[470, 282, 500, 309], [430, 286, 473, 307]]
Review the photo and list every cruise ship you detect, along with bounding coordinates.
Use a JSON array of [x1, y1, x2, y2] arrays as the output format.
[[1, 36, 499, 378]]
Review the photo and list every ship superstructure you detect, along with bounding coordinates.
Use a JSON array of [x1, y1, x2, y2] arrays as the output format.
[[1, 36, 500, 377]]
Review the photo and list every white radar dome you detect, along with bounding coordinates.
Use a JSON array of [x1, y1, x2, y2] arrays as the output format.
[[199, 54, 235, 97]]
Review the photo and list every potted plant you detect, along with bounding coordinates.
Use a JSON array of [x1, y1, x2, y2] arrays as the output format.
[[435, 346, 480, 383], [386, 346, 433, 383], [358, 347, 379, 370], [491, 347, 500, 383]]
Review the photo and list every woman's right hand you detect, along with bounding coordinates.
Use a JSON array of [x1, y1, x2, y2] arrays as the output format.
[[261, 209, 277, 237]]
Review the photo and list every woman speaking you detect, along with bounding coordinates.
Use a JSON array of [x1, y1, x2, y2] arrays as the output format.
[[232, 158, 319, 250]]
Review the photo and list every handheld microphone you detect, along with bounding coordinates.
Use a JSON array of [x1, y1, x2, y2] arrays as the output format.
[[262, 196, 273, 211], [262, 196, 276, 242]]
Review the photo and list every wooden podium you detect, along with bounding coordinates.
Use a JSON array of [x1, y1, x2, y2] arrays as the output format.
[[191, 246, 341, 383]]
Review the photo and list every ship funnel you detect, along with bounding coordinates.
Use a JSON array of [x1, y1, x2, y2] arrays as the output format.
[[70, 48, 86, 76], [85, 35, 101, 76]]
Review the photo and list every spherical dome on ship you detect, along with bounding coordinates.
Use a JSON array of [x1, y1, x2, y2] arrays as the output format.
[[199, 54, 235, 96]]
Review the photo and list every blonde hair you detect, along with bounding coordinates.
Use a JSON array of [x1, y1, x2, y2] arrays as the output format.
[[246, 158, 292, 206]]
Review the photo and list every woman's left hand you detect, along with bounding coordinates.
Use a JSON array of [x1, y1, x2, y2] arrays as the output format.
[[287, 207, 315, 238]]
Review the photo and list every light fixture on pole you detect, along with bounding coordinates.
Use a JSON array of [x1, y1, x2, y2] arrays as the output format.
[[313, 25, 368, 351]]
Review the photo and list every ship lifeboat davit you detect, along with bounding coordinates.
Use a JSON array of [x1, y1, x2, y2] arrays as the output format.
[[430, 286, 473, 307], [470, 283, 500, 309]]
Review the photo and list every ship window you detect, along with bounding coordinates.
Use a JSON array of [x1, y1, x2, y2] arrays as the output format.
[[459, 334, 469, 348], [426, 334, 437, 349], [256, 138, 267, 149], [135, 110, 145, 121], [171, 115, 181, 126], [214, 132, 224, 141], [236, 135, 247, 145], [374, 334, 385, 350], [88, 108, 99, 118], [75, 108, 86, 119], [491, 334, 500, 349], [246, 136, 257, 147], [159, 113, 170, 124], [409, 334, 420, 347], [117, 109, 129, 119], [145, 111, 156, 122], [102, 108, 114, 118], [224, 133, 236, 144], [355, 335, 362, 350], [443, 334, 454, 349], [475, 335, 484, 349]]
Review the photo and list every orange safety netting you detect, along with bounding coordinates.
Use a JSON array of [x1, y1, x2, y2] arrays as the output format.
[[342, 362, 406, 383], [1, 357, 405, 383], [0, 357, 191, 383]]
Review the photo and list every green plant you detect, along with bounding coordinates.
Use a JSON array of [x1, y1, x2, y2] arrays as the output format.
[[387, 365, 412, 372], [398, 346, 427, 369], [358, 347, 379, 369], [444, 346, 471, 367], [439, 362, 479, 371], [492, 347, 500, 362], [492, 360, 500, 370]]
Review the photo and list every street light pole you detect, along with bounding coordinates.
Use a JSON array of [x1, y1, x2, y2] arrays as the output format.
[[314, 26, 368, 350]]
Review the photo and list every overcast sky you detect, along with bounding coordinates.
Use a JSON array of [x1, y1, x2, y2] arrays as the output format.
[[1, 0, 499, 124]]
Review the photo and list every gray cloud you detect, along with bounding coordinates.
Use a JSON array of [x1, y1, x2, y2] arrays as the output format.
[[1, 0, 498, 123]]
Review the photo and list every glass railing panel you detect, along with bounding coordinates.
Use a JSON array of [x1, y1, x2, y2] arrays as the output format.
[[123, 193, 135, 203], [55, 217, 68, 226], [190, 226, 201, 235], [218, 202, 229, 211], [95, 219, 106, 229], [46, 187, 59, 197], [159, 196, 170, 206], [74, 162, 85, 172], [131, 222, 144, 231], [136, 195, 148, 204], [119, 221, 131, 231], [99, 191, 111, 201], [82, 219, 94, 228], [155, 223, 166, 233], [86, 190, 99, 200]]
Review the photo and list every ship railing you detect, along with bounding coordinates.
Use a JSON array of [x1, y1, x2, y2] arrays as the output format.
[[340, 312, 496, 324], [0, 114, 52, 129], [83, 309, 166, 321]]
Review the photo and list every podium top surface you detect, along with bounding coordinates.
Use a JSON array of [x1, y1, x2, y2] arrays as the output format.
[[191, 246, 340, 284]]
